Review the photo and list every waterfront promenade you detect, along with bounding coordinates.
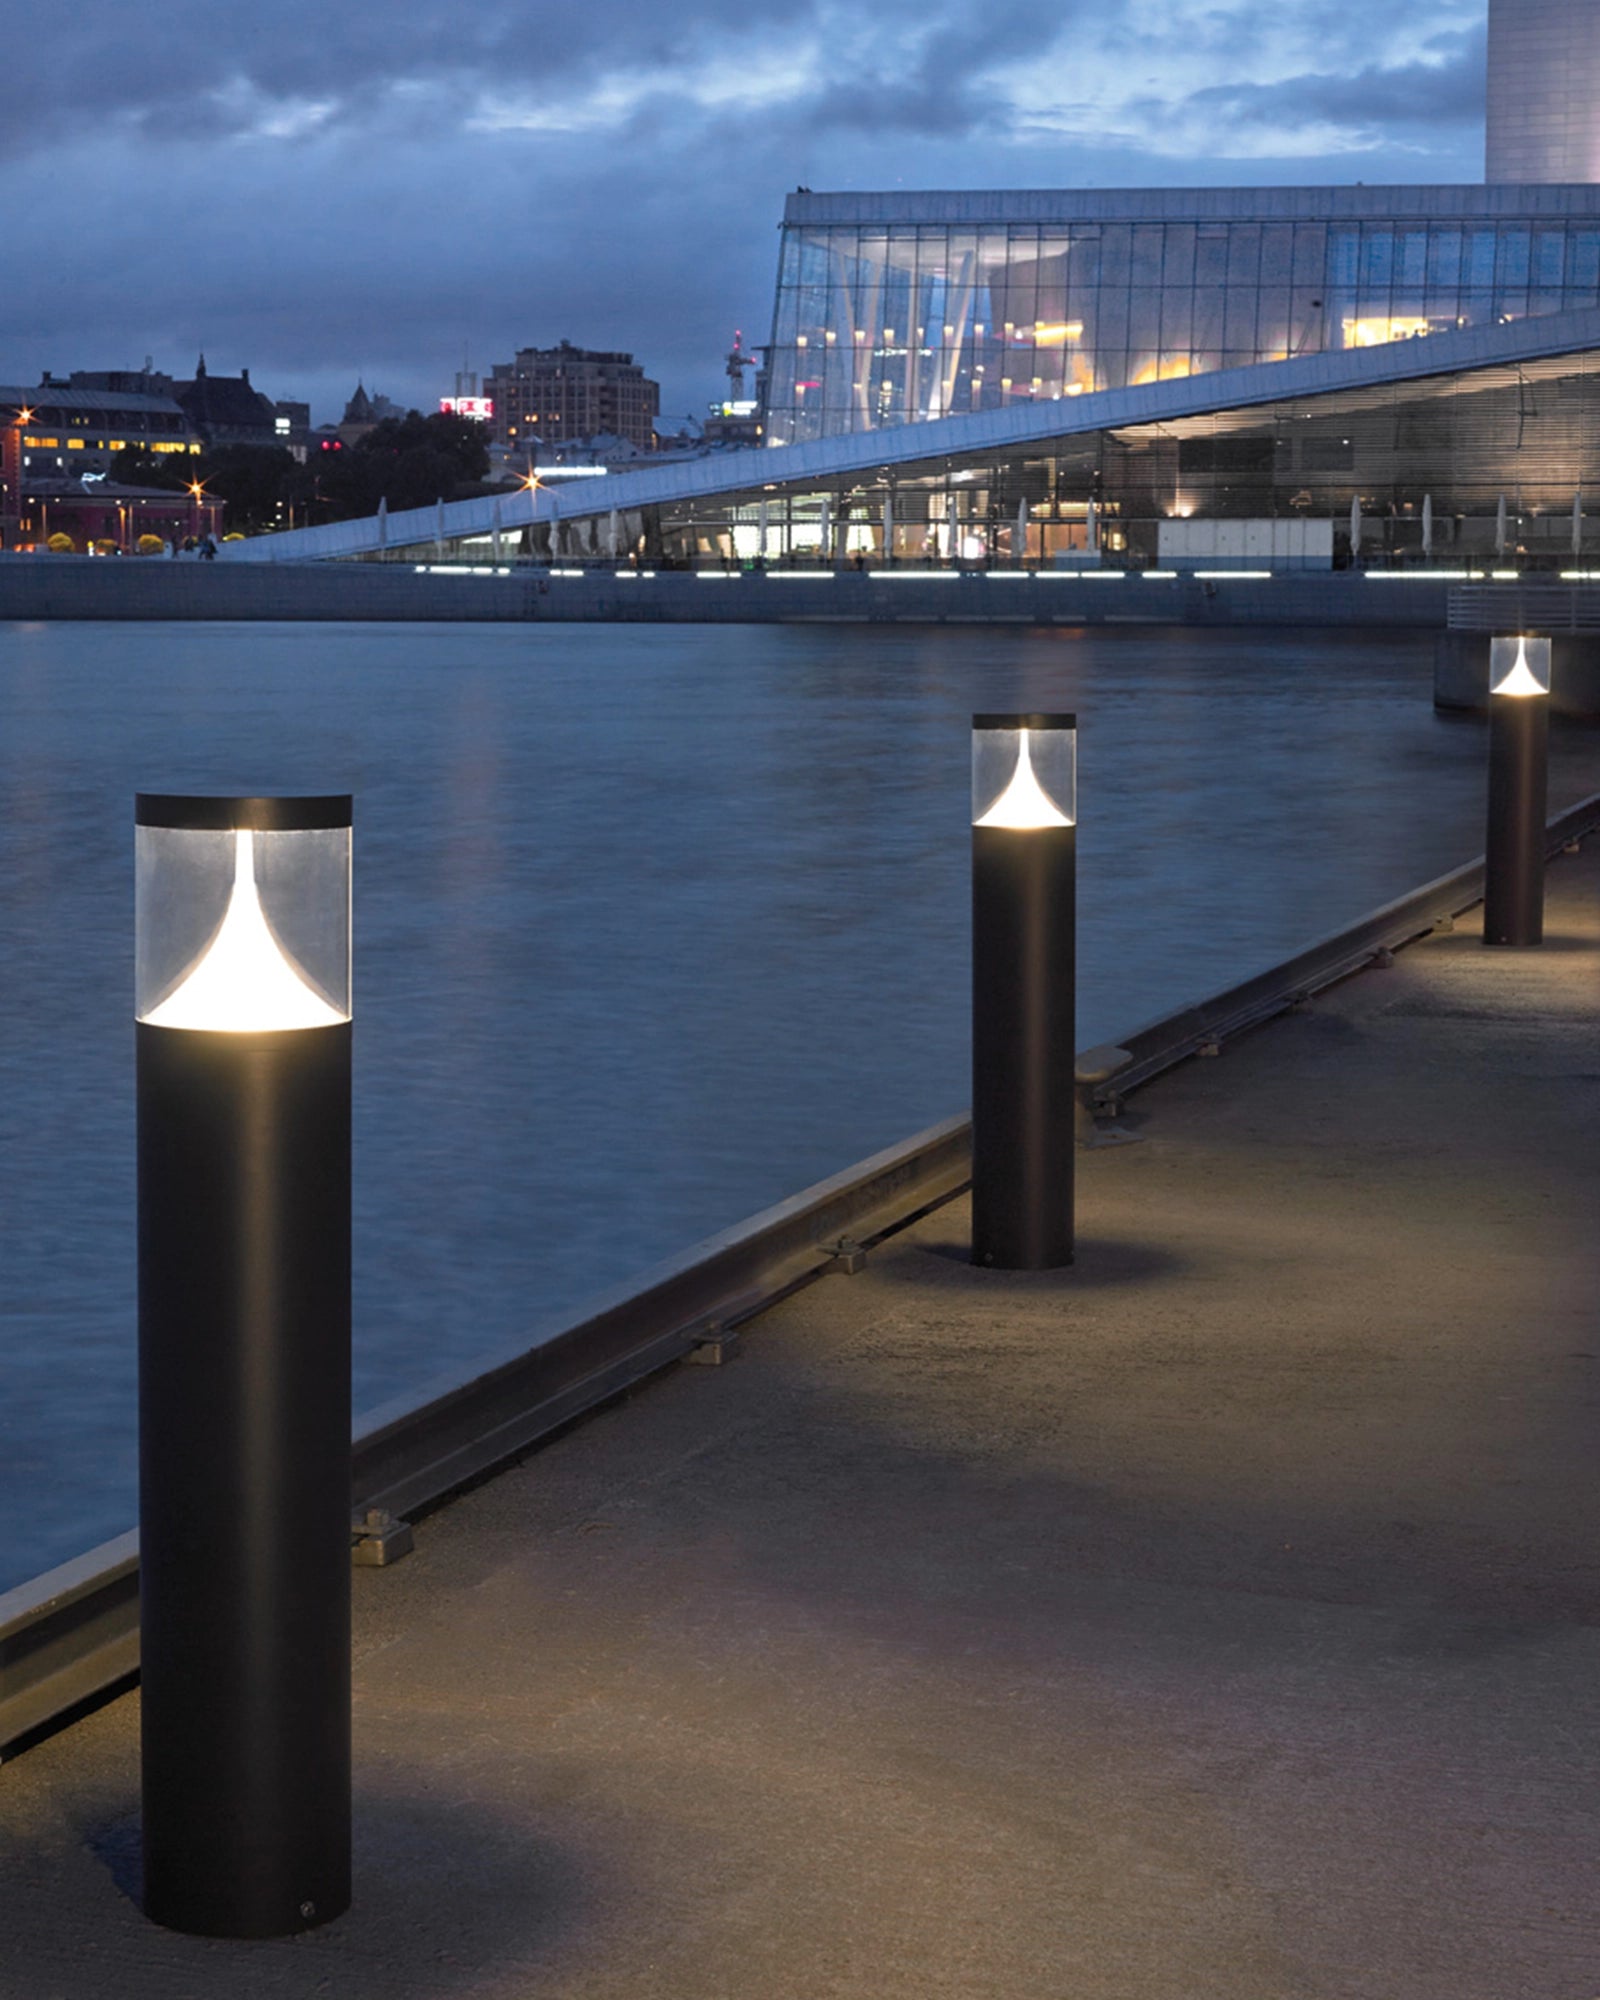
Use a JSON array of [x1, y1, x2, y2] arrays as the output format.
[[2, 839, 1596, 1998], [0, 554, 1450, 628]]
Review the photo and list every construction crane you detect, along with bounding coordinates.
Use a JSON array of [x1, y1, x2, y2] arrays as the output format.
[[725, 330, 759, 399]]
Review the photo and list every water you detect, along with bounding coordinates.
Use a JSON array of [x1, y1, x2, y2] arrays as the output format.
[[1, 618, 1596, 1594]]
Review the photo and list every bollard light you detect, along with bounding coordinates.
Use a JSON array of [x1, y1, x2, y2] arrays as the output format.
[[971, 714, 1077, 1269], [136, 794, 353, 1939], [1483, 636, 1551, 947]]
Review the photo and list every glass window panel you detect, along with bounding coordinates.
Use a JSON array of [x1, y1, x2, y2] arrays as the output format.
[[1226, 225, 1262, 287], [1397, 228, 1428, 290], [1096, 291, 1130, 351], [1288, 290, 1326, 356], [1196, 227, 1230, 286], [1193, 284, 1226, 350], [1160, 290, 1194, 350], [1131, 226, 1164, 284], [1426, 228, 1462, 291], [1466, 228, 1498, 288], [1528, 288, 1565, 319], [1128, 288, 1163, 355], [1225, 290, 1259, 352], [1293, 225, 1329, 285], [1494, 288, 1528, 323], [1533, 230, 1567, 287], [1162, 226, 1195, 287], [1260, 226, 1293, 285], [1255, 289, 1292, 359], [1067, 233, 1101, 293], [1495, 227, 1530, 287], [1099, 225, 1132, 287], [1570, 229, 1600, 292], [1360, 229, 1395, 290], [1328, 227, 1360, 286]]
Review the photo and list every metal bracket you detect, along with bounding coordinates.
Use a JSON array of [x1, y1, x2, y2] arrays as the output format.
[[1430, 914, 1456, 934], [819, 1237, 868, 1276], [1371, 948, 1396, 968], [684, 1324, 743, 1366], [351, 1508, 413, 1568], [1075, 1045, 1143, 1147]]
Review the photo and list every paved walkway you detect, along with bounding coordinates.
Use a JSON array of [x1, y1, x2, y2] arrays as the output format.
[[3, 842, 1597, 2000]]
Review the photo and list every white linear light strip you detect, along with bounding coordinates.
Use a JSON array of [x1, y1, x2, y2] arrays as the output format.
[[143, 830, 345, 1032]]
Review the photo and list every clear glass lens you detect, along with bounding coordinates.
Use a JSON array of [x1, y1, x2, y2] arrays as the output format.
[[136, 825, 351, 1030], [972, 727, 1077, 828], [1489, 634, 1552, 697]]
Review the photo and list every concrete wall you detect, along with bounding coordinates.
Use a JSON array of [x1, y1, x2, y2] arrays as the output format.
[[0, 557, 1451, 630], [1487, 0, 1600, 182]]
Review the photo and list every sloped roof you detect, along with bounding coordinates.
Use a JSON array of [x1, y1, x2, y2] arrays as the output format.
[[174, 371, 278, 433], [223, 304, 1600, 562]]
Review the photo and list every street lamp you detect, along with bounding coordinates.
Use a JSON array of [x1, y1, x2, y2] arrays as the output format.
[[971, 714, 1077, 1269], [1483, 635, 1551, 947], [136, 794, 353, 1938]]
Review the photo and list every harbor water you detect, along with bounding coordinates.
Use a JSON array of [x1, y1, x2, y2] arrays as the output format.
[[2, 617, 1597, 1594]]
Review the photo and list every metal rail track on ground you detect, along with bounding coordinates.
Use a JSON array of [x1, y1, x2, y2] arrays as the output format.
[[4, 790, 1597, 1757]]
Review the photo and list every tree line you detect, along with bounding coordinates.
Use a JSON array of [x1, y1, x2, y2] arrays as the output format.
[[113, 411, 494, 534]]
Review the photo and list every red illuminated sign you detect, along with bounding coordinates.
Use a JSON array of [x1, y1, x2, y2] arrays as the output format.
[[440, 397, 493, 421]]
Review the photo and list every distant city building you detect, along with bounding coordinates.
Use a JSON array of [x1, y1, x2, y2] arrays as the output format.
[[701, 399, 764, 449], [337, 382, 404, 445], [20, 477, 222, 553], [172, 356, 282, 450], [486, 342, 660, 456], [1487, 0, 1600, 182], [4, 378, 198, 478], [273, 400, 311, 461]]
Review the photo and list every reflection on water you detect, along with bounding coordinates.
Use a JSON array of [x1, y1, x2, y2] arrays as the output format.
[[0, 618, 1595, 1590]]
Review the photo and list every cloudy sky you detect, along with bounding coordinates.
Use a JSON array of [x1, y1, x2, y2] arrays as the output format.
[[5, 1, 1489, 427]]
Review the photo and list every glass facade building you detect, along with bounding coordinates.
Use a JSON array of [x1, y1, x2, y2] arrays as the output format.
[[765, 187, 1600, 444], [658, 341, 1600, 568]]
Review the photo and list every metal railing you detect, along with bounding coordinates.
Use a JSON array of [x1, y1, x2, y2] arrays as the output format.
[[3, 790, 1597, 1758], [1449, 584, 1600, 632]]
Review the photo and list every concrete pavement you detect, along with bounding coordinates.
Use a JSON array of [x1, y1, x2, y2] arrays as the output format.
[[2, 839, 1596, 2000]]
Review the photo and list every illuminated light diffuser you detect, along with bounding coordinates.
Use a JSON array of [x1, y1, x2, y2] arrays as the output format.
[[143, 831, 344, 1032], [1489, 633, 1551, 697]]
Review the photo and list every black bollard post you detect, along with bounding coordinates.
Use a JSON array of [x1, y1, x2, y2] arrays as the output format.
[[1483, 636, 1551, 947], [971, 713, 1077, 1270], [136, 794, 353, 1939]]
